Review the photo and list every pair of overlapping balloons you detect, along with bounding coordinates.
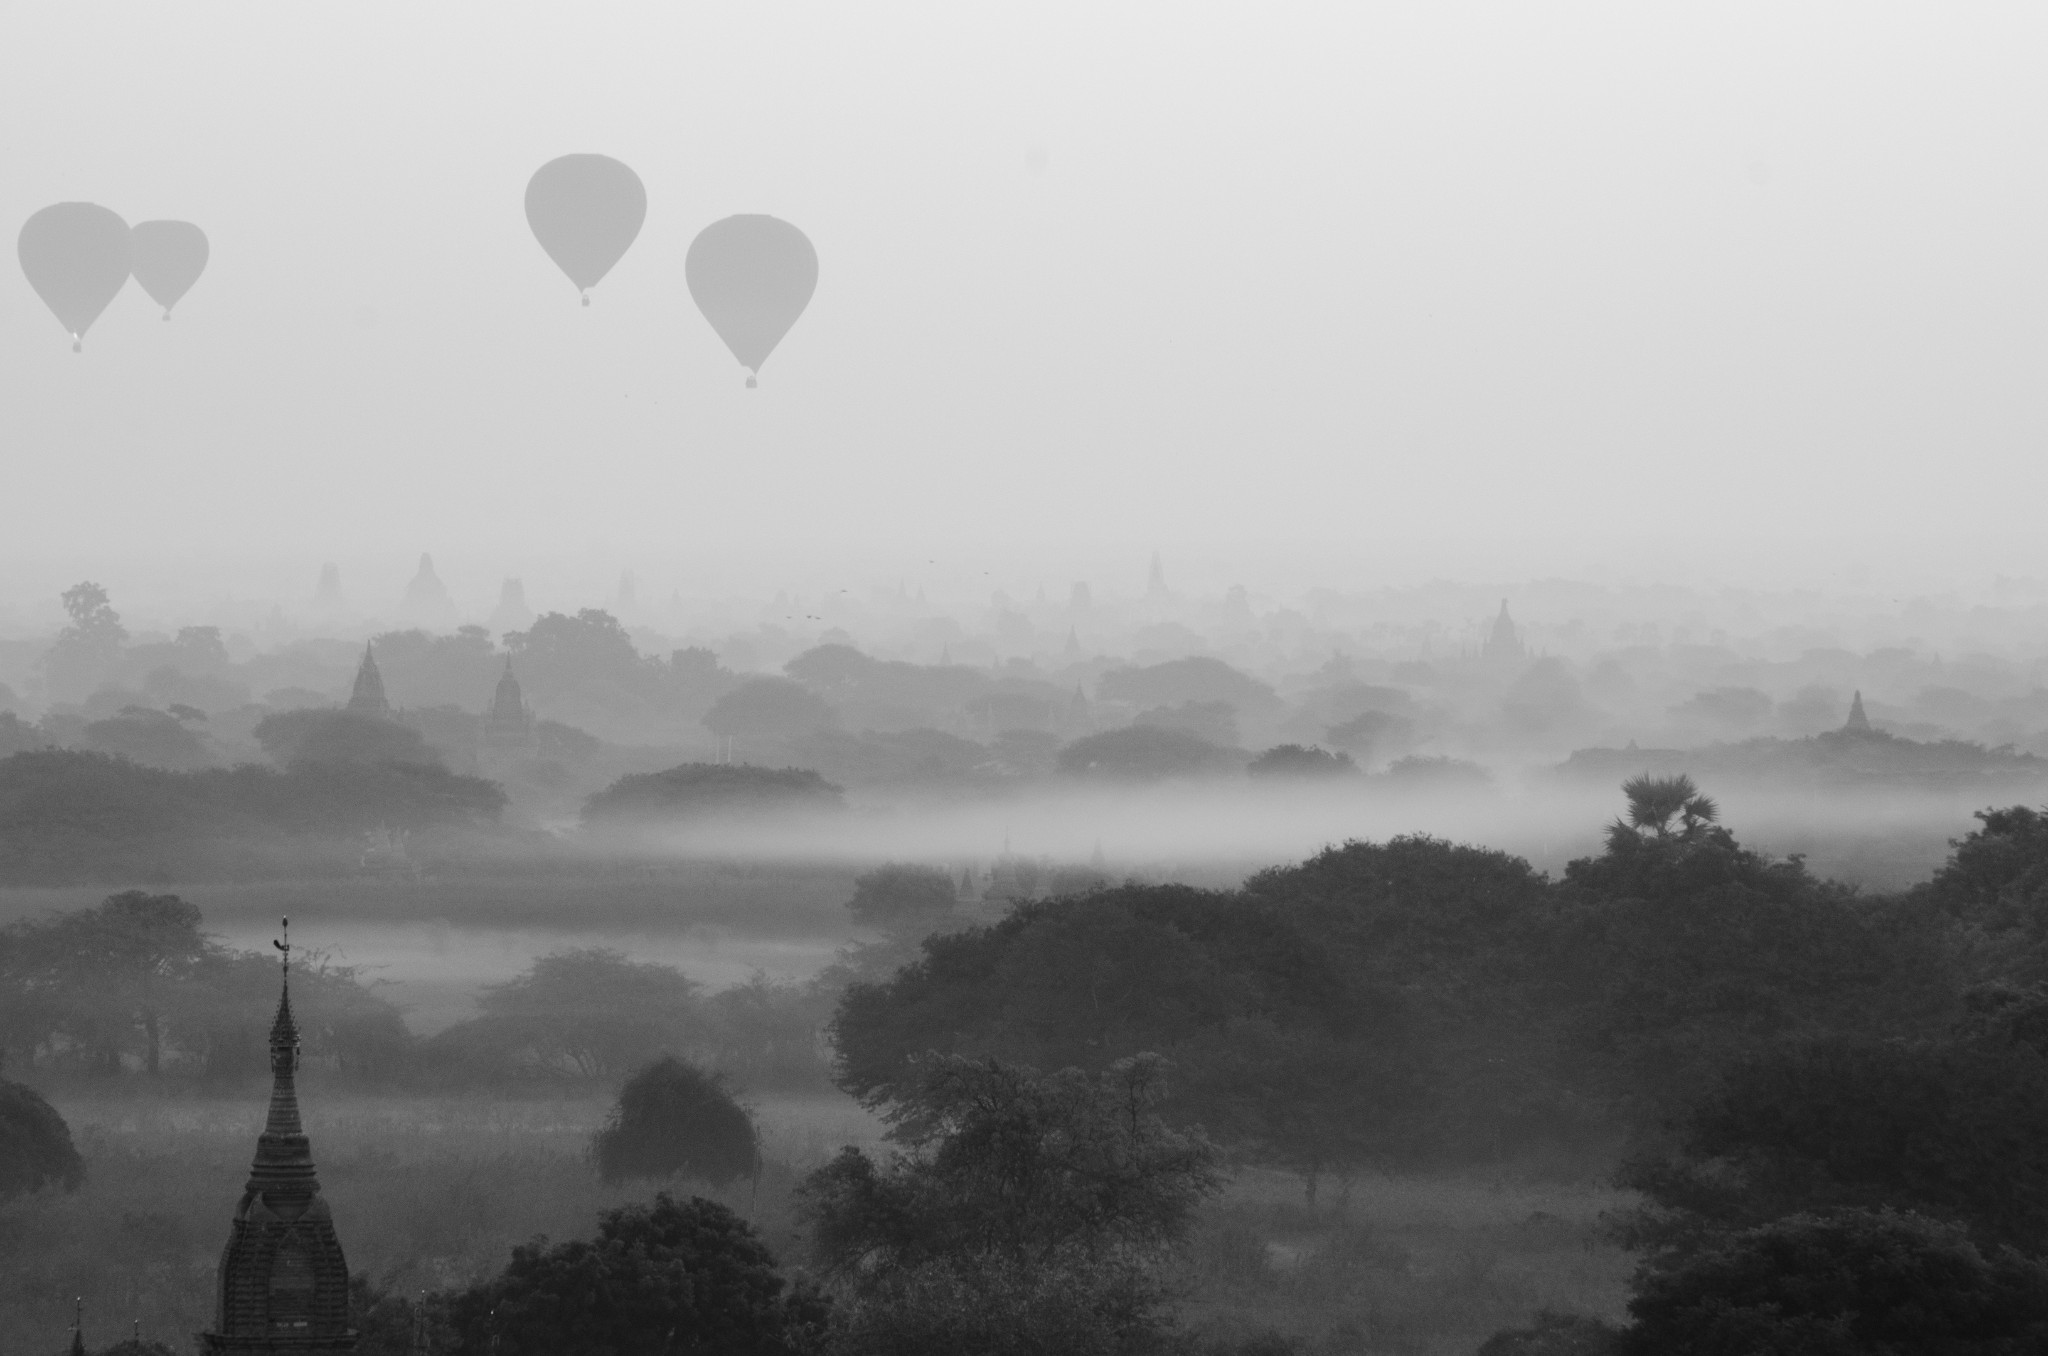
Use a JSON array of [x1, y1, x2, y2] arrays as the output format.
[[15, 153, 815, 385], [16, 205, 205, 351]]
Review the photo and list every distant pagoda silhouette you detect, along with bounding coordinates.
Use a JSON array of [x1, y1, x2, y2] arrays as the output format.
[[401, 553, 452, 614], [482, 657, 537, 751], [346, 644, 390, 716], [1482, 600, 1526, 666], [1843, 690, 1874, 734], [203, 922, 356, 1352]]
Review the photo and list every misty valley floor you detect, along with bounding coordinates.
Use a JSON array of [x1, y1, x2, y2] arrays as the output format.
[[3, 1089, 1631, 1354]]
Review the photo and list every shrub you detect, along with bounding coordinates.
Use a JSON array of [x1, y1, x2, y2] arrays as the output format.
[[446, 1193, 826, 1355], [1622, 1209, 2048, 1355], [1246, 745, 1357, 779], [826, 1253, 1173, 1356], [582, 762, 844, 825], [592, 1056, 760, 1186], [1478, 1312, 1622, 1355], [847, 863, 956, 928], [0, 1078, 84, 1201]]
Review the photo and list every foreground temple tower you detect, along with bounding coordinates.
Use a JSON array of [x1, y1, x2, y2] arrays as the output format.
[[203, 923, 356, 1352]]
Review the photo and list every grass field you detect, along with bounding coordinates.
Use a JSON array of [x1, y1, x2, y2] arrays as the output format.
[[0, 1084, 1631, 1354]]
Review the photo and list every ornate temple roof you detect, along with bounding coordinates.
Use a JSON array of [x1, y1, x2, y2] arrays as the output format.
[[203, 923, 355, 1352]]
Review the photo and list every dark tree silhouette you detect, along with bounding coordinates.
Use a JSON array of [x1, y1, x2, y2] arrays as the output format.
[[592, 1056, 760, 1185], [847, 863, 956, 928], [1055, 725, 1239, 780], [1247, 744, 1358, 779], [802, 1053, 1220, 1270], [447, 1193, 826, 1355], [1621, 1209, 2048, 1355], [0, 1076, 85, 1201], [582, 762, 843, 825], [1477, 1312, 1621, 1356]]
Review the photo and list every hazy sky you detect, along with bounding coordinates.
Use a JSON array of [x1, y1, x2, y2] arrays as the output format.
[[5, 3, 2046, 594]]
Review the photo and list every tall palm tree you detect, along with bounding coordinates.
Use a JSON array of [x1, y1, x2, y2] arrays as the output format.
[[1620, 773, 1719, 839]]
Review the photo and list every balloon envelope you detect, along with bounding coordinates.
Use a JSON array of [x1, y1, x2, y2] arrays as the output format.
[[130, 220, 209, 317], [524, 154, 646, 298], [18, 203, 131, 345], [686, 214, 818, 378]]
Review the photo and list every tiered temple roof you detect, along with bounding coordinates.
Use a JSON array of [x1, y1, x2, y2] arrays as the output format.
[[203, 930, 355, 1352]]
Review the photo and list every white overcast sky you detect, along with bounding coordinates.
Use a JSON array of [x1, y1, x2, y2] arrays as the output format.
[[3, 2, 2046, 601]]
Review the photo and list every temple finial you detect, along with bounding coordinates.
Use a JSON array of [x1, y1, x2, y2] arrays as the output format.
[[273, 916, 291, 976]]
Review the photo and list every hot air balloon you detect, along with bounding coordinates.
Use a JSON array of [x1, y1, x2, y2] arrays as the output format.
[[524, 154, 646, 305], [18, 203, 132, 352], [686, 215, 817, 387], [130, 220, 209, 319]]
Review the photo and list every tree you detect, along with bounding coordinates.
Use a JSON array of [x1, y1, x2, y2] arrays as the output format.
[[46, 582, 128, 701], [0, 1076, 85, 1201], [1246, 744, 1357, 779], [59, 582, 126, 646], [847, 864, 956, 929], [1915, 804, 2048, 940], [252, 709, 441, 768], [583, 763, 844, 826], [1323, 709, 1417, 763], [703, 677, 839, 749], [1612, 773, 1719, 844], [1621, 1034, 2048, 1258], [800, 1055, 1217, 1356], [79, 707, 213, 771], [503, 609, 652, 700], [802, 1053, 1221, 1271], [1477, 1313, 1621, 1356], [1096, 657, 1276, 711], [1621, 1209, 2048, 1355], [593, 1056, 760, 1186], [1551, 778, 1953, 1126], [441, 949, 708, 1080], [446, 1193, 828, 1355], [1055, 725, 1239, 780]]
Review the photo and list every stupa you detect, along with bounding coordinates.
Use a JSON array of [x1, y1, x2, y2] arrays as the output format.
[[202, 922, 356, 1351], [345, 644, 390, 716]]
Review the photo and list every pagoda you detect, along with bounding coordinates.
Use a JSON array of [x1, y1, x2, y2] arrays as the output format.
[[346, 644, 390, 717], [481, 657, 537, 751], [1482, 600, 1527, 667], [203, 923, 355, 1352]]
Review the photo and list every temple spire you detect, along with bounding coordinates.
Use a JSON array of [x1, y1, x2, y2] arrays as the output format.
[[205, 918, 354, 1351], [1843, 690, 1873, 734], [347, 643, 391, 716]]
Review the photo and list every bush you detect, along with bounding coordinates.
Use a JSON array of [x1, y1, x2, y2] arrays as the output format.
[[1478, 1312, 1622, 1355], [582, 762, 844, 825], [1246, 745, 1357, 779], [826, 1253, 1174, 1356], [801, 1054, 1220, 1271], [847, 863, 956, 928], [252, 709, 441, 768], [592, 1056, 760, 1186], [0, 1078, 84, 1201], [1622, 1036, 2048, 1257], [1055, 726, 1240, 780], [447, 1193, 826, 1355], [1621, 1209, 2048, 1354]]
